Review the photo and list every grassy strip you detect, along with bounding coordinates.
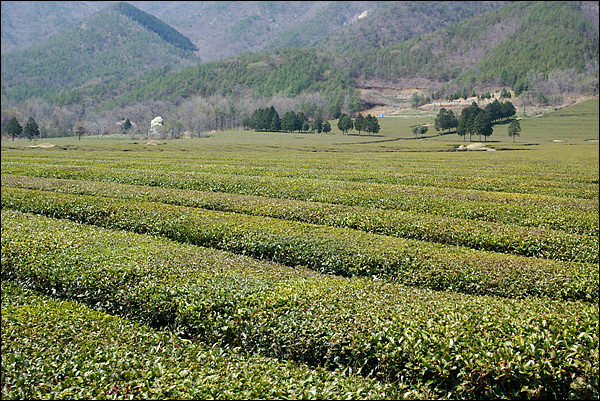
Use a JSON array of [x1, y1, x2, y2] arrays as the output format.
[[2, 210, 597, 400], [2, 187, 597, 303], [2, 174, 596, 263], [1, 163, 597, 236], [1, 281, 399, 400]]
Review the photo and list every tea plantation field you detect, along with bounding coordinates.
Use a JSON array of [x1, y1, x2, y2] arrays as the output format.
[[1, 101, 598, 399]]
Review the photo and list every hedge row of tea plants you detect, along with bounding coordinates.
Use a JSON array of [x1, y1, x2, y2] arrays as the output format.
[[2, 210, 597, 400], [2, 187, 597, 303], [2, 163, 596, 236], [117, 155, 599, 199], [1, 281, 400, 400], [0, 153, 591, 213], [3, 147, 597, 199], [2, 175, 596, 263]]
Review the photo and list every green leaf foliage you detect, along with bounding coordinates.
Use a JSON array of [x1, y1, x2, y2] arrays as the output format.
[[1, 281, 396, 400], [3, 174, 596, 264], [2, 159, 596, 235], [2, 210, 598, 399], [2, 187, 597, 303]]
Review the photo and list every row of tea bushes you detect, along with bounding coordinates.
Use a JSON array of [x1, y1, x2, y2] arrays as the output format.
[[2, 210, 597, 400], [2, 163, 597, 236], [2, 187, 597, 303], [2, 175, 596, 263], [6, 158, 596, 215], [4, 147, 597, 199], [1, 281, 399, 400]]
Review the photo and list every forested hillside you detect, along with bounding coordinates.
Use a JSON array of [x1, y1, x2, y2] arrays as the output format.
[[307, 1, 508, 54], [63, 47, 359, 111], [60, 2, 599, 109], [460, 1, 598, 86], [352, 1, 598, 89], [1, 2, 199, 102], [0, 1, 107, 53], [114, 2, 197, 52], [1, 1, 598, 140], [1, 1, 508, 60]]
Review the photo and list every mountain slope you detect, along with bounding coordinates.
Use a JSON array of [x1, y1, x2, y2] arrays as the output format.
[[350, 1, 598, 90], [0, 1, 108, 53], [62, 47, 360, 116], [1, 1, 509, 62], [1, 0, 598, 136], [87, 1, 600, 107], [302, 1, 509, 53], [113, 2, 197, 51], [0, 1, 350, 58], [1, 2, 199, 102], [462, 1, 599, 85]]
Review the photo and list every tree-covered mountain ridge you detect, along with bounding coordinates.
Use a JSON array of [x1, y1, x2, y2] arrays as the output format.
[[1, 2, 200, 102], [352, 1, 598, 88], [1, 1, 598, 140], [2, 1, 507, 58], [1, 0, 510, 102], [113, 2, 197, 52], [3, 1, 598, 105], [97, 1, 600, 108]]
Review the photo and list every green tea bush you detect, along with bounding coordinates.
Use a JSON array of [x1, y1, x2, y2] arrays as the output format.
[[2, 187, 597, 302], [2, 175, 597, 263], [3, 143, 597, 200], [1, 163, 596, 236], [1, 281, 399, 400], [2, 210, 597, 399]]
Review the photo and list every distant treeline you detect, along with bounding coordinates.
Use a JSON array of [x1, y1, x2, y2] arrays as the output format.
[[434, 100, 517, 141], [245, 107, 332, 134], [243, 107, 381, 136]]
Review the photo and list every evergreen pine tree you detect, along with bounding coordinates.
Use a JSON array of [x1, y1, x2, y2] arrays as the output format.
[[6, 117, 22, 141], [473, 111, 493, 142], [337, 114, 353, 135], [354, 114, 365, 135], [269, 107, 281, 132], [366, 115, 380, 135], [457, 102, 481, 142], [312, 116, 323, 134], [24, 117, 40, 140]]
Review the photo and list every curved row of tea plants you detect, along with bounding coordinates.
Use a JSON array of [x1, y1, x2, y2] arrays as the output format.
[[3, 145, 597, 199], [1, 163, 597, 236], [2, 187, 597, 303], [1, 281, 399, 400], [5, 156, 597, 211], [2, 210, 597, 400], [2, 175, 596, 264]]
